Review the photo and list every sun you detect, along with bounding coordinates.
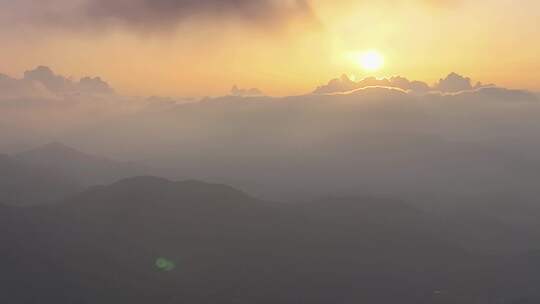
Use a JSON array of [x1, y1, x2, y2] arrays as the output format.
[[356, 50, 384, 72]]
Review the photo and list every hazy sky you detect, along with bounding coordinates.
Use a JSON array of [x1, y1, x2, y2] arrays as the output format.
[[0, 0, 538, 96]]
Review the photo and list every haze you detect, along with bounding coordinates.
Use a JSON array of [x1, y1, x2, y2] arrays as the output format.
[[1, 1, 540, 303]]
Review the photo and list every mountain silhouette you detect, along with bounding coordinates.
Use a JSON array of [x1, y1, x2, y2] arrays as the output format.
[[0, 143, 148, 205], [0, 153, 80, 205], [15, 142, 145, 186], [2, 176, 539, 303]]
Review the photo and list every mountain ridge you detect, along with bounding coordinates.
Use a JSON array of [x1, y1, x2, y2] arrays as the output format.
[[15, 142, 146, 187], [1, 175, 540, 303]]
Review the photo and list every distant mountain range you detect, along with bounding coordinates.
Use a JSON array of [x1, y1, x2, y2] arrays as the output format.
[[0, 152, 80, 205], [1, 175, 540, 303], [15, 142, 145, 186], [0, 142, 145, 205], [1, 144, 540, 303]]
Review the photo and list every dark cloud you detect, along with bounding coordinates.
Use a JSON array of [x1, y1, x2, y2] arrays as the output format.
[[0, 0, 316, 31], [86, 0, 314, 27]]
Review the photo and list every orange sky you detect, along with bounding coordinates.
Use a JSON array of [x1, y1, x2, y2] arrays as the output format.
[[0, 0, 538, 96]]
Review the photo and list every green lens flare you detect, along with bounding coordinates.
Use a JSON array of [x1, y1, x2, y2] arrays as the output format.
[[155, 257, 176, 272]]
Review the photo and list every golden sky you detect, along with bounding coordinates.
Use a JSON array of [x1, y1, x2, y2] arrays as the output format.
[[0, 0, 538, 96]]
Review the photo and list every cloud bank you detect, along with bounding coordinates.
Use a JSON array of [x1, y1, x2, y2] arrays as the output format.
[[314, 72, 494, 95], [1, 67, 539, 201], [0, 66, 114, 99]]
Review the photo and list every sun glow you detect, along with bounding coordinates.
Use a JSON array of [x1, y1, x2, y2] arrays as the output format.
[[356, 50, 385, 72]]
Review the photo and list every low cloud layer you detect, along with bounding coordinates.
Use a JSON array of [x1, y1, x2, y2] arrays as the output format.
[[1, 67, 539, 201]]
